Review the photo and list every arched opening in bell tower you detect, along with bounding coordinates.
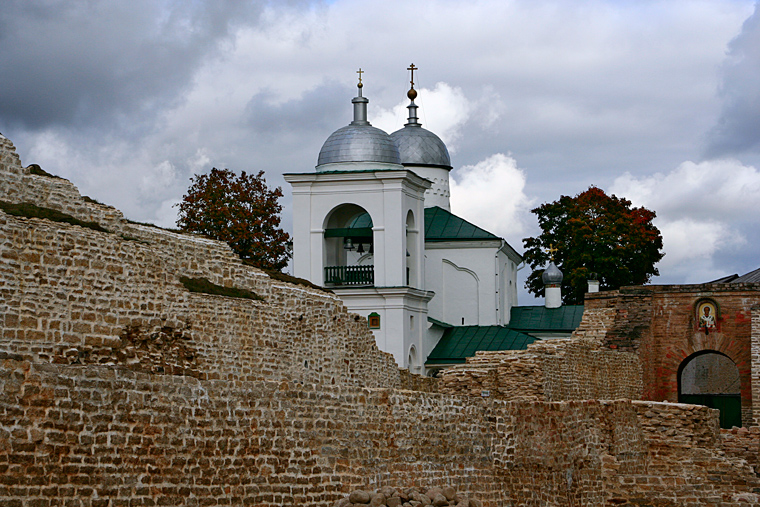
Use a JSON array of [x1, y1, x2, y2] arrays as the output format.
[[322, 204, 374, 286], [678, 350, 742, 428]]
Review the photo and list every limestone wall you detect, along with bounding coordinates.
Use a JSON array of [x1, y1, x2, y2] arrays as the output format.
[[2, 136, 760, 506], [438, 336, 642, 402], [0, 137, 402, 390], [3, 357, 757, 507]]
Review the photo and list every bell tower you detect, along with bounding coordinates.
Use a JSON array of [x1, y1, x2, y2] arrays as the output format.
[[284, 70, 433, 373]]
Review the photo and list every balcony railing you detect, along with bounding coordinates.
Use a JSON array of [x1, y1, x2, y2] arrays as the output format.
[[324, 265, 374, 286]]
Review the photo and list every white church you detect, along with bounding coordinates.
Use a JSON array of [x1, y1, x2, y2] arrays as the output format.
[[285, 68, 578, 375]]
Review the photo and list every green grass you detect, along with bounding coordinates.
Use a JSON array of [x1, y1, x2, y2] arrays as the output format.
[[179, 276, 264, 301], [82, 195, 103, 205], [0, 201, 110, 233], [125, 218, 186, 234], [27, 164, 64, 179], [260, 267, 332, 293]]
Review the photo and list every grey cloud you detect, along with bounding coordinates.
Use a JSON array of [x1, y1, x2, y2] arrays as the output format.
[[0, 0, 262, 132], [705, 3, 760, 158], [245, 81, 354, 136]]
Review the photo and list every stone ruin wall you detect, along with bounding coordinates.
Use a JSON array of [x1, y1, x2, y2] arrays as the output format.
[[6, 355, 760, 506], [0, 135, 403, 390], [2, 136, 760, 505], [438, 337, 643, 403]]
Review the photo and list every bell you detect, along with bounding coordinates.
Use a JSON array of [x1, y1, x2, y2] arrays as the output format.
[[344, 237, 354, 250], [357, 243, 365, 254]]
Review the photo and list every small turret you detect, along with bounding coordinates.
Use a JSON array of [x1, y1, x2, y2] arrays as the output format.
[[542, 262, 563, 309]]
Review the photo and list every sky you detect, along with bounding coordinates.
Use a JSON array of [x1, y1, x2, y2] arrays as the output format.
[[2, 0, 760, 302]]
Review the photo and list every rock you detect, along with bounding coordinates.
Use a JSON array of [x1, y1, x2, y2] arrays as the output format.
[[425, 488, 443, 500], [442, 487, 457, 501], [431, 493, 449, 507], [387, 497, 402, 507], [469, 500, 483, 507], [379, 486, 397, 498], [334, 498, 351, 507], [349, 490, 372, 504], [369, 493, 387, 506]]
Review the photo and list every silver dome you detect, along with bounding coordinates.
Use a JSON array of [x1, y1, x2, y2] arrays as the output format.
[[542, 262, 564, 284], [316, 85, 401, 169], [317, 124, 401, 167], [390, 126, 451, 169]]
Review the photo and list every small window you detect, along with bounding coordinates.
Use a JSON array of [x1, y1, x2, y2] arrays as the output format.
[[368, 312, 381, 329]]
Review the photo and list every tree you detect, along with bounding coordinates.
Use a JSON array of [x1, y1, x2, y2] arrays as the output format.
[[176, 168, 291, 271], [522, 186, 664, 305]]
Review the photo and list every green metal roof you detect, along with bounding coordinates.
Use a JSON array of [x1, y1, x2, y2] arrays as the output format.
[[424, 206, 500, 242], [426, 326, 536, 365], [507, 305, 584, 332], [427, 317, 454, 328]]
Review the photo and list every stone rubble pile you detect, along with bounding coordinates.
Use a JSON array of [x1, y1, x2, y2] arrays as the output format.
[[334, 486, 482, 507]]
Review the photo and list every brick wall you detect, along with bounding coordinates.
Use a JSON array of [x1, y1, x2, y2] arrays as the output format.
[[585, 285, 760, 426], [438, 337, 642, 402], [2, 136, 760, 506]]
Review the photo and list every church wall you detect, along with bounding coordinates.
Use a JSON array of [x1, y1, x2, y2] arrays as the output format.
[[424, 243, 502, 327]]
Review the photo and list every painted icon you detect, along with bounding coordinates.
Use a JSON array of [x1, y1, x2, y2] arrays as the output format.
[[698, 301, 717, 330]]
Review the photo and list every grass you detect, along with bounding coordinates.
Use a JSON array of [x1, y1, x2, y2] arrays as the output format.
[[27, 164, 64, 179], [0, 201, 110, 233], [125, 218, 185, 234], [179, 276, 264, 301], [261, 267, 332, 293]]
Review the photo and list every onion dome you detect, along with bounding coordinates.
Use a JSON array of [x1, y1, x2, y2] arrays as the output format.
[[542, 262, 564, 285], [317, 76, 400, 169], [389, 81, 451, 170]]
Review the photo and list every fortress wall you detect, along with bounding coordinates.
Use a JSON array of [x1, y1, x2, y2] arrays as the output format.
[[0, 136, 125, 230], [0, 138, 402, 390], [438, 337, 642, 402], [3, 357, 754, 507], [0, 203, 400, 390], [2, 136, 760, 505]]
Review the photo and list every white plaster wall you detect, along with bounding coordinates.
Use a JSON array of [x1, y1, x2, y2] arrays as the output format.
[[425, 241, 502, 326], [407, 165, 451, 211]]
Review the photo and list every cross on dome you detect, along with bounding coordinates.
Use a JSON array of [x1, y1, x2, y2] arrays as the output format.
[[407, 63, 418, 101]]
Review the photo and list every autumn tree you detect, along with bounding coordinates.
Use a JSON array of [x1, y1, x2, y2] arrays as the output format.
[[522, 186, 664, 305], [176, 168, 291, 271]]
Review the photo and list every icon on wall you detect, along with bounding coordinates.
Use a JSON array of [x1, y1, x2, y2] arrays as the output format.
[[696, 300, 718, 333], [368, 312, 381, 329]]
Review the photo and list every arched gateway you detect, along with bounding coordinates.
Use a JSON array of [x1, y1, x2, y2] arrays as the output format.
[[678, 350, 741, 428]]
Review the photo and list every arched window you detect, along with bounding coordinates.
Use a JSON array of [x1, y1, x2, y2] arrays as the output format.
[[406, 210, 417, 287]]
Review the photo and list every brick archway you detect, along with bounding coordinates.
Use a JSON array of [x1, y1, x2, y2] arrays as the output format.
[[677, 350, 742, 428], [651, 324, 751, 426]]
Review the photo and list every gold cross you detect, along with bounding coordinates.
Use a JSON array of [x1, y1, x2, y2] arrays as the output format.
[[407, 63, 417, 88], [547, 243, 558, 261], [357, 68, 364, 85]]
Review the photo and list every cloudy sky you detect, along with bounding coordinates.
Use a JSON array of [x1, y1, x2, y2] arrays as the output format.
[[2, 0, 760, 301]]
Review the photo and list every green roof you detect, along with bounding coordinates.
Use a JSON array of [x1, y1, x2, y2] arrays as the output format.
[[507, 305, 584, 332], [426, 326, 536, 365], [427, 317, 454, 328], [424, 206, 500, 242]]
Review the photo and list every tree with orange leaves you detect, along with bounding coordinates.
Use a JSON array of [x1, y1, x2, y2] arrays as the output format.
[[177, 168, 291, 271], [522, 186, 664, 304]]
